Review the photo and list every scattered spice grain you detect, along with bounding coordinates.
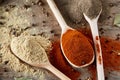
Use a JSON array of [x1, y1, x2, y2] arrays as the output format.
[[98, 56, 102, 64], [96, 43, 100, 54], [23, 5, 31, 10], [96, 36, 99, 40]]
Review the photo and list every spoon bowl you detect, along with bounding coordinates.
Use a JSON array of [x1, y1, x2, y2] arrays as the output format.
[[60, 28, 95, 68], [47, 0, 94, 68]]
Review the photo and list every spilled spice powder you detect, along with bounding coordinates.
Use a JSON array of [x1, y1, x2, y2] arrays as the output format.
[[88, 63, 97, 80], [49, 40, 80, 80], [101, 37, 120, 71], [89, 37, 120, 80], [62, 30, 94, 66], [78, 28, 120, 79], [49, 28, 120, 80]]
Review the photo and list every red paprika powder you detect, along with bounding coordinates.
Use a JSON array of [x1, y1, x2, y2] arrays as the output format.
[[88, 63, 97, 80], [61, 30, 94, 66], [49, 40, 81, 80], [101, 37, 120, 71], [79, 28, 120, 79], [89, 37, 120, 80], [49, 27, 120, 80]]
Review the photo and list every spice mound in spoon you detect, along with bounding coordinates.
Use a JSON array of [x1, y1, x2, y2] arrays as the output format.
[[81, 0, 102, 19], [61, 29, 94, 67], [10, 35, 51, 64]]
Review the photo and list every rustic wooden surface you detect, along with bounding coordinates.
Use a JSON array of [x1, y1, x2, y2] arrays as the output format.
[[0, 0, 120, 80]]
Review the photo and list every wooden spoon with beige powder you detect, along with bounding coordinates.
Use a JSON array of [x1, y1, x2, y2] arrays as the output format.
[[10, 35, 71, 80]]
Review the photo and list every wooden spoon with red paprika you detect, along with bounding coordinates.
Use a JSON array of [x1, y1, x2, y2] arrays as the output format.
[[47, 0, 94, 68]]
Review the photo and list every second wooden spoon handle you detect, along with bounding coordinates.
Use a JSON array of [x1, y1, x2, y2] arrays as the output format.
[[45, 64, 71, 80], [83, 13, 105, 80], [90, 22, 105, 80]]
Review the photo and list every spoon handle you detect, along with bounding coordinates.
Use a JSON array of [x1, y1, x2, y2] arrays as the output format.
[[90, 20, 105, 80], [83, 12, 105, 80], [47, 0, 68, 33], [45, 64, 71, 80]]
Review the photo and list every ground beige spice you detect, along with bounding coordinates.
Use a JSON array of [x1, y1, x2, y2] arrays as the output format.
[[0, 27, 52, 79], [1, 44, 46, 79], [0, 27, 11, 44], [10, 35, 51, 64]]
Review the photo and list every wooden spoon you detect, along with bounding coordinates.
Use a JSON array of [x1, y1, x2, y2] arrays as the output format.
[[10, 36, 71, 80], [47, 0, 94, 68], [83, 10, 105, 80]]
